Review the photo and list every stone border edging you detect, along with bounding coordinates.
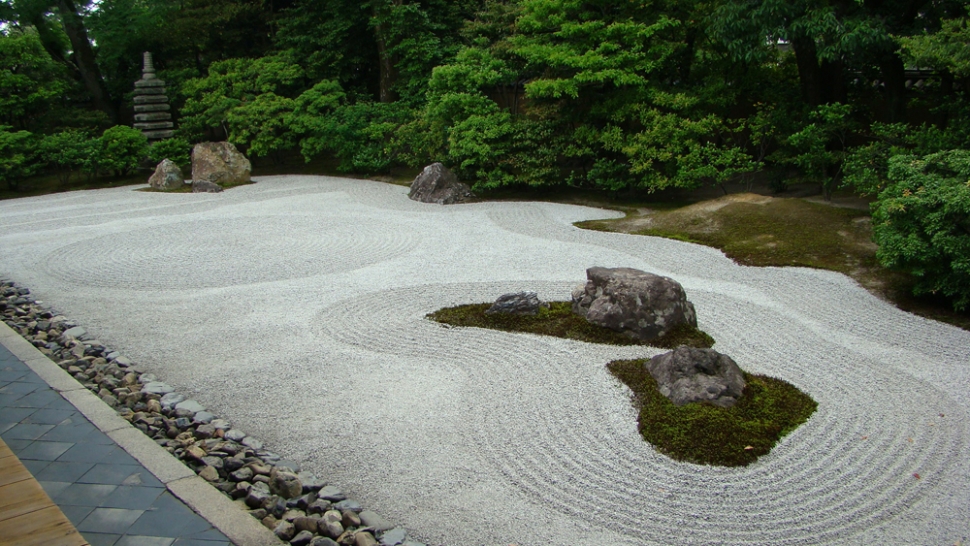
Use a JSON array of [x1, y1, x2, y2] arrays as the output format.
[[0, 319, 282, 546]]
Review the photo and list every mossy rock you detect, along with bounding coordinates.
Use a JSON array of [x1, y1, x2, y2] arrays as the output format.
[[427, 301, 714, 349]]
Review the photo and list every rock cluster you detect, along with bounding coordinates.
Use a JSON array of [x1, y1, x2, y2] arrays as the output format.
[[0, 279, 423, 546], [645, 346, 746, 408], [191, 141, 251, 191], [486, 291, 548, 316], [407, 163, 473, 205], [572, 267, 697, 343], [148, 159, 185, 190], [132, 52, 175, 141]]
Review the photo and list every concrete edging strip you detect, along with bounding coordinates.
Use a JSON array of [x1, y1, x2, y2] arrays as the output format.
[[0, 320, 282, 546]]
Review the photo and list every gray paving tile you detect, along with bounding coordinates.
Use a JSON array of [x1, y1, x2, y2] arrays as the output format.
[[24, 408, 78, 425], [77, 507, 145, 535], [35, 460, 96, 482], [0, 437, 33, 451], [0, 421, 14, 434], [0, 392, 28, 405], [100, 486, 165, 510], [57, 442, 123, 463], [83, 533, 121, 546], [0, 381, 43, 395], [61, 504, 96, 526], [0, 369, 29, 382], [2, 422, 54, 440], [39, 421, 114, 444], [38, 480, 73, 498], [184, 528, 231, 542], [173, 540, 231, 546], [0, 406, 37, 425], [127, 492, 213, 538], [115, 536, 175, 546], [21, 458, 50, 475], [79, 464, 163, 487], [13, 389, 68, 408], [52, 483, 118, 506], [17, 440, 75, 461]]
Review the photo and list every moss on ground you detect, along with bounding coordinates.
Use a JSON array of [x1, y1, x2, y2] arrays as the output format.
[[427, 301, 714, 349], [607, 358, 818, 466]]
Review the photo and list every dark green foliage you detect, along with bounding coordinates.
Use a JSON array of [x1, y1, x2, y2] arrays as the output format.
[[608, 358, 817, 466], [96, 125, 148, 177], [871, 150, 970, 310], [427, 301, 715, 349], [38, 129, 96, 182], [147, 137, 191, 168], [0, 126, 40, 189]]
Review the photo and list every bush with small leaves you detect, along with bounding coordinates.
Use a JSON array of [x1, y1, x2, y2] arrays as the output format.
[[96, 126, 149, 176], [147, 137, 192, 169]]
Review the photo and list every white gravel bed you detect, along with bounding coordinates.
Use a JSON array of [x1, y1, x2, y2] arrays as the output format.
[[0, 175, 968, 545]]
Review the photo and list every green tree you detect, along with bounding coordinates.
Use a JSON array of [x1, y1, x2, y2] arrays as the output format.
[[0, 29, 68, 130], [0, 126, 40, 189], [872, 150, 970, 310], [95, 125, 147, 176]]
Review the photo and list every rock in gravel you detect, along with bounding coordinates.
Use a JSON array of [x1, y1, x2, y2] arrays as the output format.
[[571, 266, 697, 342], [293, 515, 320, 533], [198, 465, 219, 482], [242, 436, 263, 450], [407, 163, 473, 205], [645, 346, 746, 408], [291, 530, 315, 546], [308, 499, 332, 515], [191, 141, 251, 186], [195, 424, 216, 439], [192, 179, 223, 193], [246, 482, 272, 508], [333, 499, 362, 512], [380, 528, 407, 546], [341, 510, 360, 528], [274, 520, 296, 541], [485, 291, 547, 316], [311, 538, 339, 546], [318, 486, 346, 502], [141, 382, 174, 395], [358, 511, 392, 531], [355, 532, 379, 546], [270, 467, 304, 499], [148, 159, 184, 190], [224, 429, 247, 442], [160, 392, 185, 409], [61, 326, 86, 339], [231, 467, 254, 482], [175, 399, 206, 415]]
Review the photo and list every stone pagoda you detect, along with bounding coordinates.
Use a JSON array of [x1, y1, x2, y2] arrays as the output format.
[[132, 52, 175, 141]]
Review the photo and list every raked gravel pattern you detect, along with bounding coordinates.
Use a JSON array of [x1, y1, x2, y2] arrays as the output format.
[[0, 175, 968, 546]]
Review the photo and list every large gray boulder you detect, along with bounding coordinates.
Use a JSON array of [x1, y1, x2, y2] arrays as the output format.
[[486, 291, 548, 316], [148, 159, 184, 190], [645, 346, 746, 408], [571, 267, 696, 342], [191, 141, 251, 187], [408, 163, 473, 205]]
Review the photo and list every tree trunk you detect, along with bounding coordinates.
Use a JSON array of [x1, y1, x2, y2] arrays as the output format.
[[372, 1, 400, 103], [791, 35, 822, 107], [879, 52, 907, 123], [56, 0, 118, 123]]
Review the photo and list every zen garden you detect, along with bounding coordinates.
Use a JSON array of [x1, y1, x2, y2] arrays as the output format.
[[0, 1, 968, 545]]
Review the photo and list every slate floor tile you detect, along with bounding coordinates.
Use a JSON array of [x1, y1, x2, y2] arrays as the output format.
[[100, 486, 165, 510], [36, 460, 96, 482], [61, 504, 96, 526], [24, 408, 78, 425], [79, 464, 163, 487], [173, 540, 230, 546], [13, 389, 66, 408], [115, 536, 175, 546], [17, 440, 75, 461], [39, 422, 113, 444], [0, 370, 28, 382], [77, 507, 145, 535], [21, 458, 50, 475], [2, 422, 54, 440], [0, 392, 27, 406], [52, 483, 118, 507], [0, 381, 42, 395], [184, 528, 231, 542], [83, 533, 122, 546], [0, 437, 34, 451], [0, 406, 37, 425], [127, 493, 213, 538], [57, 442, 122, 463], [39, 480, 73, 498]]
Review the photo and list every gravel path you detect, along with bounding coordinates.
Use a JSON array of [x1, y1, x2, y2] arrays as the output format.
[[1, 175, 967, 546]]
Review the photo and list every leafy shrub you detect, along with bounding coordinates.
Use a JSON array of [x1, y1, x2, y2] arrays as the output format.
[[871, 150, 970, 310], [147, 137, 192, 168], [0, 127, 40, 190], [39, 130, 96, 183], [96, 125, 148, 176]]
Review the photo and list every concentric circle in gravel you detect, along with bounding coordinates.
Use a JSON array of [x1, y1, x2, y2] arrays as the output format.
[[40, 215, 417, 290], [316, 282, 968, 545]]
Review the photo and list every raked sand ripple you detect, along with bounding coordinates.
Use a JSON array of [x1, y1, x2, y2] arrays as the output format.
[[0, 175, 967, 546]]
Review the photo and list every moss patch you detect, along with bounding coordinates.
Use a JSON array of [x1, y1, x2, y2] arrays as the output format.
[[608, 358, 817, 466], [427, 301, 714, 349]]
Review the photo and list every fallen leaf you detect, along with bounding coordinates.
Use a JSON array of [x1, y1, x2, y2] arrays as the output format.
[[939, 413, 945, 418], [907, 438, 914, 443], [913, 473, 920, 479], [861, 435, 868, 440], [744, 445, 754, 450]]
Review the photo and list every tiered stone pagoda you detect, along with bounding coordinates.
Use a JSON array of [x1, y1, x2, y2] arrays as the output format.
[[133, 52, 175, 141]]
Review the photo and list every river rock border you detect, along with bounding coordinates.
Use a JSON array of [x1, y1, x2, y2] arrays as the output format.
[[0, 279, 422, 546]]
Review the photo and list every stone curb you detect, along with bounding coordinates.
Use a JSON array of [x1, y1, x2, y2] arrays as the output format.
[[0, 320, 282, 546]]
